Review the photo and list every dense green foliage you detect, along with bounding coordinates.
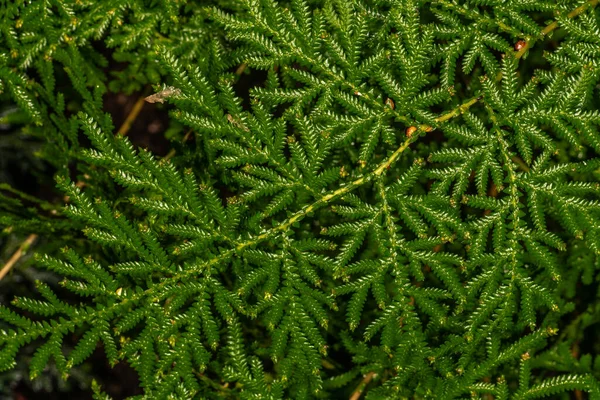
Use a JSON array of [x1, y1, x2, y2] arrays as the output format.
[[2, 0, 600, 398]]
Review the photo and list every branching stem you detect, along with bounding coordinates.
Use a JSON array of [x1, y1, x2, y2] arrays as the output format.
[[515, 0, 599, 59]]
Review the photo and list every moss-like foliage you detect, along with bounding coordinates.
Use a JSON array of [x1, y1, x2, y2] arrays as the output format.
[[2, 0, 600, 398]]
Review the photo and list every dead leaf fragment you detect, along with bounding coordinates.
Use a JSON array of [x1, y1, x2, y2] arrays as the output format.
[[145, 86, 181, 103]]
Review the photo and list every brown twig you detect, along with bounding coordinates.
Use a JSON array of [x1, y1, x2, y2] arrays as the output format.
[[0, 234, 38, 281], [321, 359, 336, 370], [349, 372, 376, 400], [65, 91, 149, 199], [511, 156, 530, 173], [117, 93, 148, 136], [235, 63, 247, 76], [163, 129, 194, 161]]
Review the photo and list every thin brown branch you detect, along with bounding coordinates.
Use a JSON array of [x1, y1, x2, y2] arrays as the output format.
[[321, 359, 336, 370], [349, 372, 376, 400], [117, 93, 148, 136], [511, 156, 530, 172], [66, 91, 149, 198], [0, 234, 38, 281], [163, 129, 194, 161], [235, 63, 247, 76]]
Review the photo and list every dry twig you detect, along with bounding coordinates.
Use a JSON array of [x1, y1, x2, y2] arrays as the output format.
[[0, 234, 38, 281], [349, 372, 376, 400]]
